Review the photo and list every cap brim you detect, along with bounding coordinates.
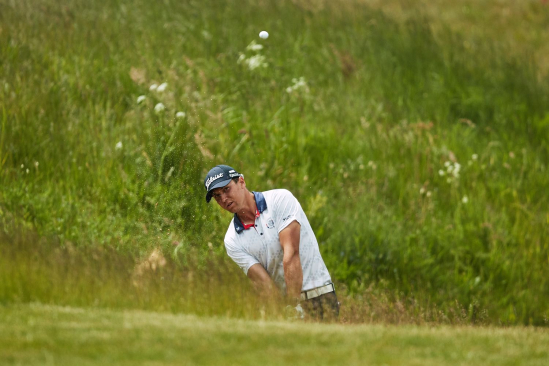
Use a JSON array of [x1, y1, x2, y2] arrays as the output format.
[[205, 178, 233, 203]]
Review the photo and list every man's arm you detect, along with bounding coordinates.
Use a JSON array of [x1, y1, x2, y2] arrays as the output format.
[[279, 220, 303, 300], [247, 263, 278, 300]]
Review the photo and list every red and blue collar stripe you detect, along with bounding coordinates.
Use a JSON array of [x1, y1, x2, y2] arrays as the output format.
[[234, 191, 267, 234]]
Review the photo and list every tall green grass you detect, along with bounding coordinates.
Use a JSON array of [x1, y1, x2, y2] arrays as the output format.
[[0, 226, 484, 324], [0, 0, 548, 324]]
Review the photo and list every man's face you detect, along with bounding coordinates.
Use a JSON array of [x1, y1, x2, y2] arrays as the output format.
[[211, 178, 245, 213]]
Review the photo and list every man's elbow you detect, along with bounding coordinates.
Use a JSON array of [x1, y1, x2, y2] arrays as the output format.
[[283, 250, 300, 267], [254, 276, 272, 288]]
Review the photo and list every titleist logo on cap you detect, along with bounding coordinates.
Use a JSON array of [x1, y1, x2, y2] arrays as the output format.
[[205, 173, 223, 190]]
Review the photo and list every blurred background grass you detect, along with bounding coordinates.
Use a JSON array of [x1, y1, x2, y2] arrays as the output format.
[[0, 0, 548, 325]]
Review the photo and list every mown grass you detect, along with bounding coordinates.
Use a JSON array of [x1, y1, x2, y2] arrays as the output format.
[[0, 0, 548, 325], [1, 303, 549, 365]]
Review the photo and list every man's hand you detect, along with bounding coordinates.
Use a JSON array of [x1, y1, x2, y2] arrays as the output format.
[[279, 220, 303, 300]]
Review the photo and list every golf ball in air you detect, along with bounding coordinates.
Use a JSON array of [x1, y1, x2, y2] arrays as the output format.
[[259, 31, 269, 39]]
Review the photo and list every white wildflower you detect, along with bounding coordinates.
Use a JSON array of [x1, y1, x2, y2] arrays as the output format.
[[34, 161, 39, 168], [472, 154, 478, 160], [462, 196, 469, 204], [21, 164, 24, 169], [26, 169, 29, 174], [149, 84, 158, 91], [441, 161, 461, 180], [154, 103, 166, 113], [293, 77, 307, 88], [237, 53, 246, 64], [426, 191, 432, 197], [246, 40, 263, 52], [452, 163, 461, 178], [157, 82, 168, 92], [115, 141, 123, 150], [245, 54, 267, 70], [176, 111, 186, 118], [137, 95, 146, 104], [420, 187, 425, 195], [286, 77, 310, 94], [202, 30, 212, 40]]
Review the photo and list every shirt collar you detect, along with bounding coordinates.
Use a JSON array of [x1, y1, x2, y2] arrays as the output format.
[[234, 191, 267, 234]]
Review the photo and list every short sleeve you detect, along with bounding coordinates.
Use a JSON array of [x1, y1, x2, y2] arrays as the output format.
[[273, 189, 302, 234], [225, 239, 259, 275]]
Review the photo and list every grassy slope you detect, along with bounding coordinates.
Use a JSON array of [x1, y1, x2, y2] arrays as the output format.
[[1, 303, 548, 366], [1, 0, 548, 324]]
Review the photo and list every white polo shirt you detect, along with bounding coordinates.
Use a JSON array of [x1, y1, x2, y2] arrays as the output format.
[[224, 189, 332, 293]]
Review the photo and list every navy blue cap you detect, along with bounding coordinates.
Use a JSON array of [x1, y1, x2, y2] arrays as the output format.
[[204, 165, 243, 203]]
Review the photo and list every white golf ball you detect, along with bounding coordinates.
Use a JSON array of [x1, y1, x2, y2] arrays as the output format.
[[259, 31, 269, 39]]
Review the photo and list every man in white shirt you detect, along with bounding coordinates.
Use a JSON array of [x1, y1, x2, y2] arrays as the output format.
[[204, 164, 339, 320]]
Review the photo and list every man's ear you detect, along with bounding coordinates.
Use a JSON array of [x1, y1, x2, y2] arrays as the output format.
[[239, 176, 246, 187]]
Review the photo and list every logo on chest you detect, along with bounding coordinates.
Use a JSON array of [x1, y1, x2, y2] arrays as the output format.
[[266, 218, 275, 229]]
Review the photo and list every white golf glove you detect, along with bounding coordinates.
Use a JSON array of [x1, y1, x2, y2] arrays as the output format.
[[285, 303, 305, 320]]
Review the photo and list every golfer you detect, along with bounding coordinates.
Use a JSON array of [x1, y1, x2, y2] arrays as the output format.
[[204, 164, 339, 320]]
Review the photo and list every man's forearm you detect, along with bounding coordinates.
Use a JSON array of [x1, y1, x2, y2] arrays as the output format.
[[248, 263, 281, 302], [283, 253, 303, 300], [254, 277, 280, 302], [280, 220, 303, 301]]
